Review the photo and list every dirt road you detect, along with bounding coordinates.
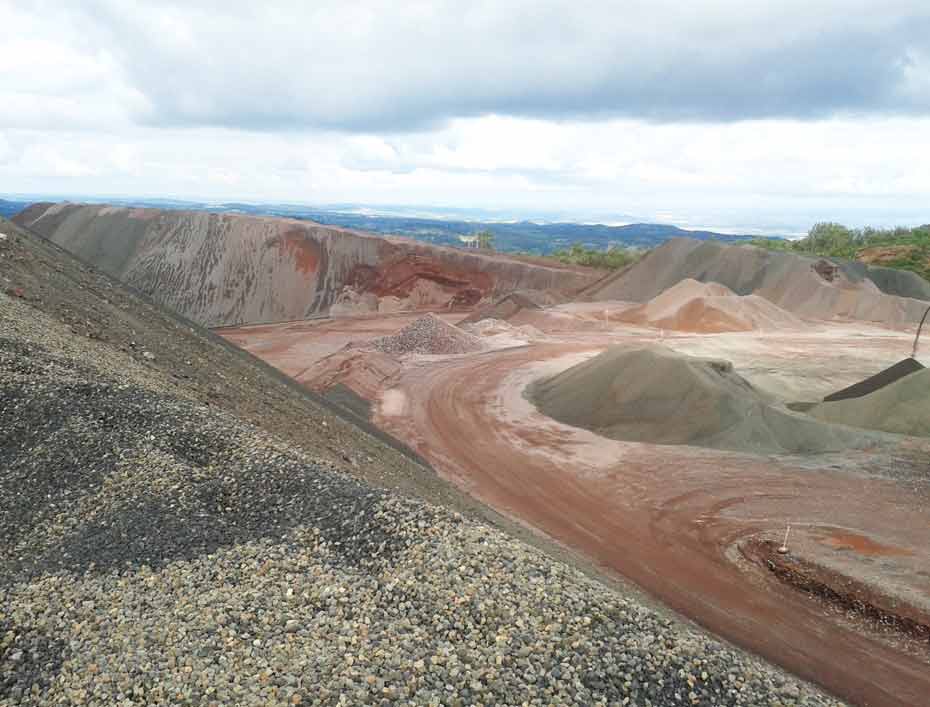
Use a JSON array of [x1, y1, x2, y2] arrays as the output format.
[[377, 343, 930, 706]]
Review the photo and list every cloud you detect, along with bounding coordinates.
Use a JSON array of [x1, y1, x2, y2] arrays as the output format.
[[4, 0, 930, 133], [2, 0, 929, 232], [3, 115, 929, 230]]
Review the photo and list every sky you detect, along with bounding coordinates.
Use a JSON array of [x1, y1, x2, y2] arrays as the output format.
[[2, 0, 930, 235]]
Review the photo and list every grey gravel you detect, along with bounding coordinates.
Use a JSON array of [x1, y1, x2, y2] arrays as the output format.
[[368, 314, 485, 356], [1, 239, 844, 705]]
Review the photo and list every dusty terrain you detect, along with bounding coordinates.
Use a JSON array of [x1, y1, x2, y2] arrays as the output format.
[[3, 217, 853, 706], [221, 264, 930, 707], [11, 204, 930, 705]]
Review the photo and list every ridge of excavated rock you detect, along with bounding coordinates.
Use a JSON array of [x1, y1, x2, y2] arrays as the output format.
[[14, 203, 600, 327], [582, 238, 930, 327]]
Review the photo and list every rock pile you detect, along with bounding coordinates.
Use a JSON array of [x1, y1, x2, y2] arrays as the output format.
[[368, 313, 485, 356], [0, 295, 840, 706], [530, 345, 869, 454], [811, 366, 930, 437], [617, 279, 804, 333], [583, 237, 930, 328]]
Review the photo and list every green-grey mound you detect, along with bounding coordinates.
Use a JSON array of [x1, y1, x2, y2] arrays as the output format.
[[810, 367, 930, 437], [530, 345, 866, 454]]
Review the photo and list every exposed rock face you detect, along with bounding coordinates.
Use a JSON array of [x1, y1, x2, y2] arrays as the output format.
[[14, 203, 599, 327], [582, 238, 930, 327]]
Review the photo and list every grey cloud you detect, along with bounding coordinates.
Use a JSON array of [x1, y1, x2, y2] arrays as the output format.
[[18, 0, 930, 131]]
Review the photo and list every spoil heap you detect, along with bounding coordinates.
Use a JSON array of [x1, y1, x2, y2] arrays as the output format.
[[582, 238, 930, 327], [368, 313, 485, 355], [823, 358, 925, 402], [14, 203, 599, 327], [0, 218, 839, 705], [810, 367, 930, 437], [459, 289, 565, 325], [530, 346, 865, 454], [618, 279, 803, 332]]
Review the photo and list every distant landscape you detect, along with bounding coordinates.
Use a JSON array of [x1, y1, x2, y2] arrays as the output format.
[[6, 195, 928, 280], [0, 196, 768, 255]]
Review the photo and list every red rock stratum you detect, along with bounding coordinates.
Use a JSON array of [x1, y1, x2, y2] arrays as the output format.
[[14, 203, 601, 327]]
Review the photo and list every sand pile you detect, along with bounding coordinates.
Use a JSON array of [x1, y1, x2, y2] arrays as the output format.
[[529, 346, 864, 454], [618, 279, 803, 332], [583, 238, 930, 328], [810, 367, 930, 437], [368, 313, 485, 355], [823, 357, 925, 402]]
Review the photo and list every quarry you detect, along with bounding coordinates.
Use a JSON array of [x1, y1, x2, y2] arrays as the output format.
[[3, 204, 930, 706]]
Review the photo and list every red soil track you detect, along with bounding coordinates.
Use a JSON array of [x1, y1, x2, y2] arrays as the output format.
[[377, 344, 930, 706]]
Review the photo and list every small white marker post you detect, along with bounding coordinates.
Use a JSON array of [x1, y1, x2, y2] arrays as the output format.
[[778, 522, 791, 554]]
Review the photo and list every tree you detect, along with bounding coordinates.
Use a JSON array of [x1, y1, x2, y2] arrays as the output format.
[[475, 229, 495, 251], [802, 222, 854, 255]]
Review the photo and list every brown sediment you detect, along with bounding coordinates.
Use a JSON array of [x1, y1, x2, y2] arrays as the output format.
[[743, 539, 929, 647], [213, 276, 930, 706], [374, 343, 930, 707]]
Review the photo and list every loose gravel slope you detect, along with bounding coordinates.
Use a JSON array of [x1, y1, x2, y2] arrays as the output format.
[[0, 219, 840, 705]]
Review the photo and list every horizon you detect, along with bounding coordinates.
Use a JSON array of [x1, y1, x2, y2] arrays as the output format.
[[2, 2, 929, 237], [5, 190, 930, 241], [0, 190, 802, 237]]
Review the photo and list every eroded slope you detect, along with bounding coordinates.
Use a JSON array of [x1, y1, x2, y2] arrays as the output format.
[[14, 203, 600, 327]]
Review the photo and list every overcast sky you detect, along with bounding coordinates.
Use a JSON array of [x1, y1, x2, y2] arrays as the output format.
[[2, 0, 930, 233]]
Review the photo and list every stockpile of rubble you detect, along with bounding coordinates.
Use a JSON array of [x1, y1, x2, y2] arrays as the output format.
[[368, 313, 485, 356]]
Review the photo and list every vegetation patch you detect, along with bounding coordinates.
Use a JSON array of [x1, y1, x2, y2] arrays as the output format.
[[538, 242, 647, 270], [750, 222, 930, 282]]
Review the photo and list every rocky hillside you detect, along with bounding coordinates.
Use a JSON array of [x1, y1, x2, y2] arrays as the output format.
[[583, 237, 930, 327], [0, 218, 843, 705], [13, 203, 601, 327]]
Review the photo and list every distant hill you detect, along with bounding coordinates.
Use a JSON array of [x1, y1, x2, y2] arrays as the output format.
[[0, 198, 30, 219], [212, 204, 766, 254], [5, 195, 774, 254]]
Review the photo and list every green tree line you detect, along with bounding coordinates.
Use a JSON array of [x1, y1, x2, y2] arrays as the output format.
[[750, 222, 930, 281], [548, 243, 645, 270]]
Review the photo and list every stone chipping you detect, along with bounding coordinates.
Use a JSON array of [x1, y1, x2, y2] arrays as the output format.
[[368, 314, 485, 356]]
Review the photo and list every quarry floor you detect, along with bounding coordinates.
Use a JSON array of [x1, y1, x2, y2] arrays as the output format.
[[218, 309, 930, 707]]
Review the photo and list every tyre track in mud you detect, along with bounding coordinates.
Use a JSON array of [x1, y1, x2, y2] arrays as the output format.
[[377, 343, 930, 706]]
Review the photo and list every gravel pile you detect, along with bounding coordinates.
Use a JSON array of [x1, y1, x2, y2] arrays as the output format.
[[0, 291, 842, 706], [368, 314, 485, 356], [530, 345, 869, 455]]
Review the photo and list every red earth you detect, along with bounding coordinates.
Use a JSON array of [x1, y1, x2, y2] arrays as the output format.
[[220, 312, 930, 706]]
